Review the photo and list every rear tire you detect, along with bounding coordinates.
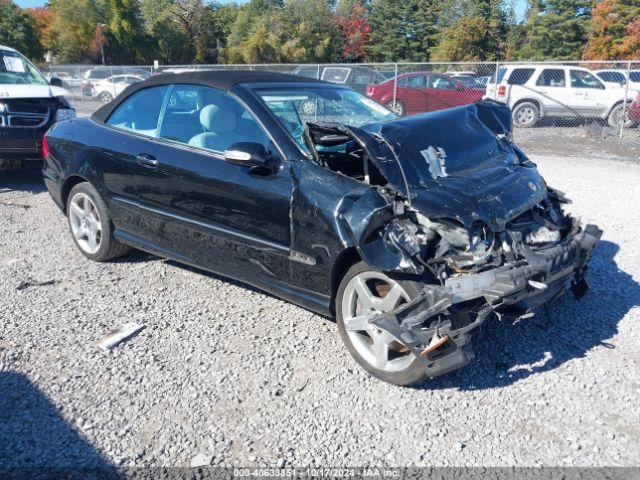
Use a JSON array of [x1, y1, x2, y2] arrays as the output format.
[[99, 92, 113, 104], [512, 101, 540, 128], [385, 100, 406, 116], [66, 182, 130, 262], [336, 261, 428, 386]]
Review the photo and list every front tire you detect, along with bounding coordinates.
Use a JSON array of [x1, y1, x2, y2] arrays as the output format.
[[66, 182, 130, 262], [336, 261, 428, 386], [607, 102, 635, 128], [512, 101, 540, 128]]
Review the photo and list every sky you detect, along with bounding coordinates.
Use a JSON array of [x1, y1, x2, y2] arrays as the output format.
[[15, 0, 527, 20]]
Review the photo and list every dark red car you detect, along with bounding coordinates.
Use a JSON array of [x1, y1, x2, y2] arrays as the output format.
[[629, 92, 640, 124], [366, 72, 485, 116]]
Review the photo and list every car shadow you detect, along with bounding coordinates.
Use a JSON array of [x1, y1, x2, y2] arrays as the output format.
[[0, 371, 120, 478], [422, 240, 639, 391], [0, 169, 46, 194]]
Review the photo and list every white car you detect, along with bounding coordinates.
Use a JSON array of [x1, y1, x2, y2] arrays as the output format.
[[594, 69, 640, 91], [486, 65, 638, 128], [91, 74, 145, 103]]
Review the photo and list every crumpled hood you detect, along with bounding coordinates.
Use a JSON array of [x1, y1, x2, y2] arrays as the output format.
[[361, 100, 547, 231], [0, 84, 68, 99]]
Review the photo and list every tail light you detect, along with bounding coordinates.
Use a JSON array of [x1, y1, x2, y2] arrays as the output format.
[[42, 136, 50, 159], [365, 85, 375, 97], [498, 85, 507, 97]]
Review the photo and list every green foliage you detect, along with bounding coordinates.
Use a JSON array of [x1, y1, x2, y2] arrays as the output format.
[[517, 0, 595, 60], [50, 0, 100, 62], [0, 0, 44, 60]]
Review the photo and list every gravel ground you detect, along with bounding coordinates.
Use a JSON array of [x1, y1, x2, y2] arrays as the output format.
[[1, 151, 639, 469]]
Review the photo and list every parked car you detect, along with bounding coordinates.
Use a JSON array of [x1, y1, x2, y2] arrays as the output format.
[[629, 92, 640, 124], [43, 71, 601, 386], [594, 69, 640, 91], [0, 44, 75, 170], [45, 72, 83, 89], [486, 64, 639, 128], [91, 74, 145, 103], [81, 67, 151, 97], [365, 72, 485, 115], [292, 65, 387, 93]]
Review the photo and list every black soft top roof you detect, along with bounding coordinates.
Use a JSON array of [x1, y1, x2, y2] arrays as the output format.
[[92, 69, 325, 123]]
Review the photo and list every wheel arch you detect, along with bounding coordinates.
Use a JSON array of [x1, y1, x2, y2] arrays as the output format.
[[60, 175, 90, 213], [513, 97, 542, 114], [329, 247, 362, 316]]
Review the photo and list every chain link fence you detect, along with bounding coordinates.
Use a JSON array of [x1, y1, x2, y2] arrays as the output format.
[[42, 61, 640, 144]]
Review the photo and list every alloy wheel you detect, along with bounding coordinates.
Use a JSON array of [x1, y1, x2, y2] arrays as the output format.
[[69, 193, 102, 254], [341, 271, 413, 373]]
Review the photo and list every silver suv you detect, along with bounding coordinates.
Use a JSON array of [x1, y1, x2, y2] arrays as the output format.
[[485, 65, 638, 128]]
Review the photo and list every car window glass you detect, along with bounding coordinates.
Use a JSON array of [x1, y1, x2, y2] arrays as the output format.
[[158, 85, 270, 154], [397, 77, 409, 87], [570, 70, 603, 89], [321, 67, 350, 83], [629, 72, 640, 82], [599, 71, 624, 83], [508, 68, 535, 85], [106, 85, 169, 137], [431, 76, 455, 89], [406, 75, 427, 88], [536, 69, 566, 87]]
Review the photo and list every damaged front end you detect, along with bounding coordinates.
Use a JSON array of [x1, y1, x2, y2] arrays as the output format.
[[304, 100, 602, 379]]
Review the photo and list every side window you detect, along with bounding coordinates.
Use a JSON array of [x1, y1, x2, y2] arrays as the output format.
[[397, 76, 409, 87], [507, 68, 535, 85], [106, 85, 169, 137], [407, 75, 427, 88], [570, 70, 604, 89], [158, 85, 270, 154], [630, 72, 640, 83], [598, 71, 625, 83], [536, 69, 566, 87], [431, 76, 455, 89]]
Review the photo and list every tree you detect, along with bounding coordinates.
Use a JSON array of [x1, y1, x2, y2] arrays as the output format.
[[105, 0, 148, 63], [26, 7, 55, 55], [49, 0, 100, 62], [584, 0, 640, 59], [339, 4, 371, 61], [517, 0, 594, 60], [367, 0, 442, 62], [0, 0, 43, 60]]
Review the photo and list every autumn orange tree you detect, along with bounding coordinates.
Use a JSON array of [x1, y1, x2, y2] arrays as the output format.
[[584, 0, 640, 59]]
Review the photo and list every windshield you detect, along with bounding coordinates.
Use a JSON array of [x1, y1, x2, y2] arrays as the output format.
[[0, 49, 48, 85], [255, 86, 396, 151]]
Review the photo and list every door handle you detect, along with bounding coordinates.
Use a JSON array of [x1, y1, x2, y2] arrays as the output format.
[[136, 154, 159, 168]]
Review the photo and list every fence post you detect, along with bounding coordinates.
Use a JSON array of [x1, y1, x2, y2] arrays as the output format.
[[316, 64, 321, 80], [620, 60, 631, 138], [494, 61, 500, 100], [392, 63, 398, 114]]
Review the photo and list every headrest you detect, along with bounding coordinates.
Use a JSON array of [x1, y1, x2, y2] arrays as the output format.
[[199, 104, 237, 133]]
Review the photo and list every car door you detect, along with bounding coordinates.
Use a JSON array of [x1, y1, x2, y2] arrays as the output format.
[[133, 84, 293, 285], [534, 68, 569, 116], [95, 85, 171, 237], [568, 69, 608, 117], [395, 75, 429, 114]]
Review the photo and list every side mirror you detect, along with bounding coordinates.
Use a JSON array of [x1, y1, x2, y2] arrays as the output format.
[[224, 142, 277, 171], [50, 77, 64, 87]]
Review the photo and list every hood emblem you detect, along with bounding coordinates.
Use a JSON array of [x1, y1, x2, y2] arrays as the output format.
[[528, 182, 538, 192]]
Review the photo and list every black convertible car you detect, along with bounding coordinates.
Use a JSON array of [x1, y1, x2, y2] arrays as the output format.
[[43, 71, 601, 386]]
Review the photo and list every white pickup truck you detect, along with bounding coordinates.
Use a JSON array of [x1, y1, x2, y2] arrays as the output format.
[[0, 45, 76, 169], [485, 64, 638, 128]]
